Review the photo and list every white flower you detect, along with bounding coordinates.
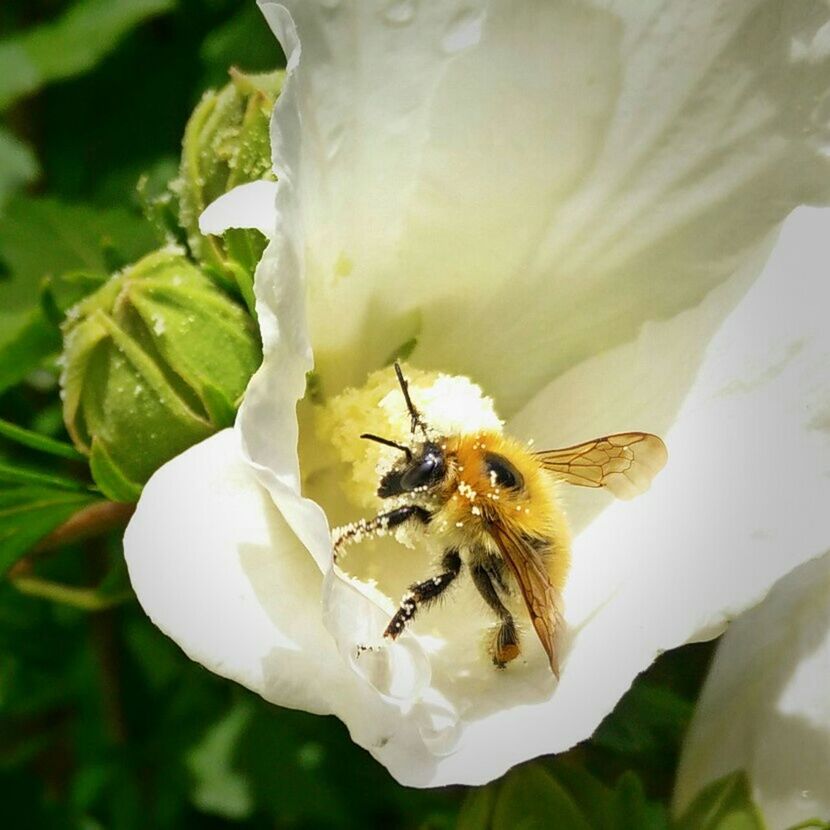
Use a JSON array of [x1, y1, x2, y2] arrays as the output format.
[[674, 552, 830, 829], [125, 1, 830, 786]]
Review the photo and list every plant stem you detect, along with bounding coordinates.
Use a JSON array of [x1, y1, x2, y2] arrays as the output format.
[[9, 575, 132, 610], [33, 500, 135, 553]]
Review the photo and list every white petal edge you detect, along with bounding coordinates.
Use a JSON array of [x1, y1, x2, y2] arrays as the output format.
[[123, 428, 450, 776], [198, 179, 279, 238], [674, 552, 830, 829]]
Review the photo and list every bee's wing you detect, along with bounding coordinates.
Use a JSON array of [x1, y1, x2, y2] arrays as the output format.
[[534, 432, 667, 500], [484, 512, 563, 677]]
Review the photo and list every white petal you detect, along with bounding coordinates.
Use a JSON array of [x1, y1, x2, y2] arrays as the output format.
[[198, 180, 278, 237], [411, 206, 830, 786], [232, 0, 830, 786], [256, 0, 829, 412], [124, 428, 457, 777], [124, 429, 342, 713], [674, 553, 830, 829]]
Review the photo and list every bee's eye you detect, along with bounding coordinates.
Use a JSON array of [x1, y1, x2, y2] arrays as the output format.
[[484, 453, 524, 490], [400, 448, 445, 491]]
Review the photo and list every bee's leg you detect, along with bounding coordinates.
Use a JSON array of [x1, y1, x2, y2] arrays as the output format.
[[384, 549, 462, 640], [470, 561, 520, 668], [332, 505, 431, 561]]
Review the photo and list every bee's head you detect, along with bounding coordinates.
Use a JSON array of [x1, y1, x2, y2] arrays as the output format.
[[360, 362, 445, 499], [376, 440, 446, 498]]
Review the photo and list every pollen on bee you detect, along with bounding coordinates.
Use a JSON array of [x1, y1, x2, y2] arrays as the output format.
[[314, 363, 503, 511], [455, 521, 464, 528], [471, 505, 482, 516], [458, 481, 477, 502]]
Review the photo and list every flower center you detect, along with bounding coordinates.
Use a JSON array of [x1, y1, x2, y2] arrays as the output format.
[[314, 363, 504, 511]]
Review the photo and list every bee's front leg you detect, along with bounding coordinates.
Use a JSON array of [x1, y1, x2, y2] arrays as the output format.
[[384, 549, 462, 639], [332, 505, 431, 561]]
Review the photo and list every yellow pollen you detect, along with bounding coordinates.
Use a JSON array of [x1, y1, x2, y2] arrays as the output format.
[[313, 362, 503, 509]]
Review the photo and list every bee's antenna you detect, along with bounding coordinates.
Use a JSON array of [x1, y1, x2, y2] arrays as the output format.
[[360, 433, 412, 462], [394, 362, 429, 439]]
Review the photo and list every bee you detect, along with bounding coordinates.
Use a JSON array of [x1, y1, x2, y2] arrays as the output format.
[[332, 364, 667, 676]]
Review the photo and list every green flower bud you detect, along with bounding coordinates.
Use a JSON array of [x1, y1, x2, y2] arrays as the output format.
[[60, 249, 261, 502], [175, 68, 283, 312]]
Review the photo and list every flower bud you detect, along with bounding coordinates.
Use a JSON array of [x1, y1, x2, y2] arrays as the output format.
[[175, 69, 283, 310], [60, 248, 261, 501]]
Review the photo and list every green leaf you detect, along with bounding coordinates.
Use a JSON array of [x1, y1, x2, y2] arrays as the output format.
[[675, 771, 766, 830], [0, 0, 176, 111], [0, 127, 38, 205], [0, 486, 99, 575], [611, 773, 669, 830], [0, 418, 84, 461], [187, 698, 255, 820], [0, 308, 61, 395], [0, 195, 156, 293], [594, 681, 693, 757], [0, 195, 156, 393], [457, 787, 496, 830], [548, 760, 616, 829], [492, 765, 592, 830], [0, 462, 89, 492]]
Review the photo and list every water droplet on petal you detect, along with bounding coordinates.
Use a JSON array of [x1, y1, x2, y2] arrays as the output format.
[[382, 0, 416, 26], [442, 8, 484, 53]]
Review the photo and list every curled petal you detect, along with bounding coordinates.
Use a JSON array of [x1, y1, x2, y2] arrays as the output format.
[[674, 552, 830, 828], [199, 179, 279, 238], [124, 429, 461, 774]]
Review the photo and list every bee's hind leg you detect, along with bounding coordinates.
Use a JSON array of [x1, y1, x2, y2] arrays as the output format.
[[384, 549, 462, 640], [470, 560, 520, 668]]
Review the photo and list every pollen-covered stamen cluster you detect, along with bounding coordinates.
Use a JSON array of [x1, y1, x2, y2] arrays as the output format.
[[315, 363, 503, 516]]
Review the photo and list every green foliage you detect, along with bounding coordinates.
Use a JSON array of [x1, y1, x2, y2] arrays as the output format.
[[0, 0, 176, 110], [593, 680, 693, 757], [0, 126, 38, 204], [0, 195, 156, 395], [674, 771, 766, 830], [457, 761, 669, 830], [0, 418, 84, 460], [0, 2, 801, 829], [492, 765, 593, 830], [0, 484, 99, 574]]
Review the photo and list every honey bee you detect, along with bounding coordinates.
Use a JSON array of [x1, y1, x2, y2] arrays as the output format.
[[332, 364, 667, 676]]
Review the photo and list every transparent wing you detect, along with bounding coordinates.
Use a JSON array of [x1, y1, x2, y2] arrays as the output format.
[[484, 511, 563, 677], [535, 432, 667, 499]]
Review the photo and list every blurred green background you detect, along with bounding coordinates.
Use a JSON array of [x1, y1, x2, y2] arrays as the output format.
[[0, 2, 731, 828]]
